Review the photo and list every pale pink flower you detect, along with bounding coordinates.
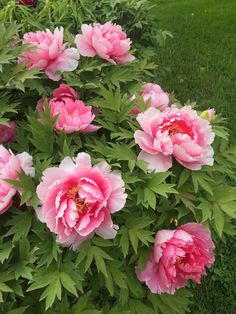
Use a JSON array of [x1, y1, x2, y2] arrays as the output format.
[[37, 84, 100, 134], [75, 21, 135, 64], [21, 27, 79, 81], [0, 121, 16, 144], [200, 108, 216, 122], [131, 83, 170, 114], [134, 106, 215, 172], [36, 153, 127, 249], [0, 145, 35, 215], [136, 223, 215, 294]]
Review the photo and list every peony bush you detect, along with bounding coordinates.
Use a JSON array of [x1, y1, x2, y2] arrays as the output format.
[[0, 1, 236, 313]]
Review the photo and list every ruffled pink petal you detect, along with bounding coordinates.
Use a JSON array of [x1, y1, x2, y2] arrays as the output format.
[[138, 151, 172, 172]]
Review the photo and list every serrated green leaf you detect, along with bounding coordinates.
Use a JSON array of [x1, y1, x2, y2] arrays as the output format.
[[60, 272, 78, 296]]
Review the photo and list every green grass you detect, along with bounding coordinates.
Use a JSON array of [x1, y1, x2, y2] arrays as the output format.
[[151, 0, 236, 138], [150, 0, 236, 313]]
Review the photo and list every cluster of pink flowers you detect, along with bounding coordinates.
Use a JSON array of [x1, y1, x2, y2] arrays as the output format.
[[37, 84, 100, 134], [0, 22, 218, 296], [20, 22, 135, 81]]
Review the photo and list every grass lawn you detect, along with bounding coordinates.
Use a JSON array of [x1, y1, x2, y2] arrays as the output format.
[[150, 0, 236, 313], [151, 0, 236, 138]]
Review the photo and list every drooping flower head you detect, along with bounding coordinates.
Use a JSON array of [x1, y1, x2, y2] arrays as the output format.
[[36, 153, 127, 249], [21, 27, 79, 81], [0, 121, 16, 144], [37, 84, 100, 134], [136, 223, 215, 294], [134, 106, 215, 172], [0, 145, 35, 215], [131, 83, 170, 114], [75, 21, 135, 64]]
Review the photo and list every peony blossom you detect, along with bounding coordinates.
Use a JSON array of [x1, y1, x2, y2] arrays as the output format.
[[37, 84, 100, 134], [36, 153, 127, 249], [0, 145, 35, 215], [134, 106, 215, 172], [75, 21, 135, 64], [21, 27, 79, 81], [136, 223, 215, 294], [131, 83, 170, 114], [0, 121, 16, 144]]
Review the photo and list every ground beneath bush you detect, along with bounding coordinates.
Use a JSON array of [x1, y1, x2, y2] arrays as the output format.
[[150, 0, 236, 313]]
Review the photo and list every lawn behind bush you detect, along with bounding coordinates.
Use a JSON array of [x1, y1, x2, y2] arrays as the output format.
[[150, 0, 236, 312]]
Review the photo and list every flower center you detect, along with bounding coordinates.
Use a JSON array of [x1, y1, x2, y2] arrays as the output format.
[[175, 256, 184, 265], [67, 186, 86, 214], [161, 119, 192, 136]]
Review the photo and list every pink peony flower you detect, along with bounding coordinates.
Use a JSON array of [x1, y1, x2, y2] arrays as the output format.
[[37, 84, 100, 134], [36, 153, 127, 249], [136, 223, 215, 294], [0, 145, 35, 215], [75, 21, 135, 64], [131, 83, 170, 114], [134, 106, 215, 172], [21, 27, 79, 81], [0, 121, 16, 144]]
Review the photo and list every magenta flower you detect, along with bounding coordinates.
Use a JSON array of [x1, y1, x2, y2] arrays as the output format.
[[21, 27, 79, 81], [134, 106, 215, 172], [37, 84, 100, 134], [136, 223, 215, 294], [0, 145, 35, 215], [36, 153, 127, 249], [131, 83, 170, 114], [17, 0, 37, 5], [75, 22, 135, 64], [0, 121, 16, 144]]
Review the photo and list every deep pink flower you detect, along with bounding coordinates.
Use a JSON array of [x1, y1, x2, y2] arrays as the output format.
[[21, 27, 79, 81], [0, 145, 35, 215], [36, 153, 127, 249], [17, 0, 37, 5], [131, 83, 170, 114], [75, 22, 135, 64], [136, 223, 215, 294], [37, 84, 100, 134], [134, 106, 215, 172], [0, 121, 16, 144]]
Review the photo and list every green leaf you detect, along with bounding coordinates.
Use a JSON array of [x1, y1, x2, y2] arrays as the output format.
[[6, 307, 29, 314], [0, 241, 13, 263], [0, 281, 13, 293], [148, 288, 193, 314], [60, 272, 78, 296], [5, 211, 32, 242], [213, 204, 225, 237], [119, 227, 130, 257], [40, 276, 62, 310]]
